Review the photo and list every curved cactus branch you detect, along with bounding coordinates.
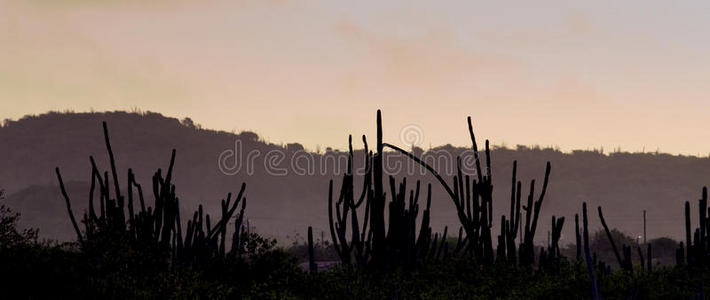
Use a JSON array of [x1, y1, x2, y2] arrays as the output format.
[[382, 143, 456, 202]]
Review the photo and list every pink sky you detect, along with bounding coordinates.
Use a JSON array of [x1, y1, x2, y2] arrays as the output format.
[[1, 0, 709, 155]]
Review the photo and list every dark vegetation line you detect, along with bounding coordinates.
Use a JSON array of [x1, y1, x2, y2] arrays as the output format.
[[1, 110, 710, 298]]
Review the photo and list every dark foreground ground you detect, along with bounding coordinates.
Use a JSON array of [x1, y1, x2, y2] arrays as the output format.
[[0, 227, 706, 299]]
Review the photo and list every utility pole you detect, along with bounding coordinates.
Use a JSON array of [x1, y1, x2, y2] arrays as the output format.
[[643, 210, 647, 245]]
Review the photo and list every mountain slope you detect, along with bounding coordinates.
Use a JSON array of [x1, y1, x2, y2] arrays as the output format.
[[1, 111, 708, 243]]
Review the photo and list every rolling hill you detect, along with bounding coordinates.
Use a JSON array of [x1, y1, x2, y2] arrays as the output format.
[[1, 111, 708, 244]]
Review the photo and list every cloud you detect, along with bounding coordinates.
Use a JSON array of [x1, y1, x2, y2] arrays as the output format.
[[22, 0, 194, 9], [480, 10, 597, 47], [0, 0, 194, 116], [334, 19, 523, 92], [1, 0, 709, 155]]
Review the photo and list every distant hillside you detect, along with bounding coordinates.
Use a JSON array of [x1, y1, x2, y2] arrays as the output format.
[[1, 111, 709, 244]]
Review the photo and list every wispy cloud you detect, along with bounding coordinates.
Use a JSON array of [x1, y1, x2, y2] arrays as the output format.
[[1, 0, 709, 154], [335, 19, 522, 89]]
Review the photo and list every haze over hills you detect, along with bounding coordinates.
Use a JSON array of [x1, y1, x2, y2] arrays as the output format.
[[1, 111, 709, 245]]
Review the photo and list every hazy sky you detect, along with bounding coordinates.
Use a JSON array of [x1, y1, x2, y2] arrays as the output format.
[[1, 0, 709, 155]]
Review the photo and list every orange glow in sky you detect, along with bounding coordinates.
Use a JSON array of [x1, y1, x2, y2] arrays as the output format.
[[1, 0, 709, 155]]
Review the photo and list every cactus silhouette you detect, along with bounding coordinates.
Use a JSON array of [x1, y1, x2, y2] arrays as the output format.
[[321, 110, 561, 272], [385, 115, 554, 267], [582, 202, 600, 300], [677, 186, 710, 267], [56, 121, 248, 265], [326, 112, 443, 270]]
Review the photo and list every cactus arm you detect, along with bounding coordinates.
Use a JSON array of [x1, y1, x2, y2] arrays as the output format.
[[598, 206, 624, 269], [56, 168, 83, 244], [583, 203, 601, 300]]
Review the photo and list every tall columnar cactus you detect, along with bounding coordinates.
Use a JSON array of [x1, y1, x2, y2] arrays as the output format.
[[56, 121, 248, 266], [677, 186, 710, 267], [646, 244, 653, 273], [550, 216, 565, 260], [326, 111, 450, 270], [385, 116, 553, 267], [677, 242, 686, 266], [598, 206, 633, 271], [582, 202, 600, 300], [686, 200, 692, 264], [323, 110, 559, 271], [575, 213, 582, 261], [328, 135, 372, 266], [537, 215, 565, 273], [636, 245, 644, 270], [519, 162, 552, 266]]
